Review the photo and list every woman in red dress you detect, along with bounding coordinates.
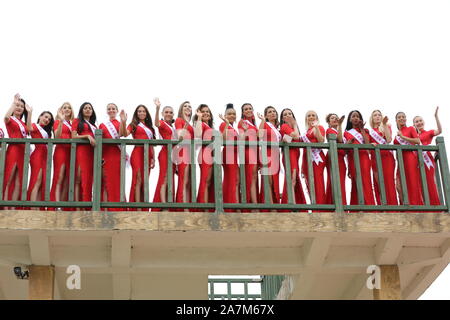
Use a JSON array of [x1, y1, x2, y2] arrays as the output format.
[[3, 94, 32, 206], [394, 112, 423, 205], [72, 102, 97, 206], [238, 103, 259, 205], [368, 110, 398, 206], [218, 104, 240, 209], [344, 110, 376, 206], [324, 113, 347, 205], [279, 108, 306, 206], [174, 101, 194, 208], [257, 106, 281, 205], [194, 104, 215, 208], [413, 107, 442, 205], [120, 105, 156, 210], [152, 98, 176, 211], [27, 111, 54, 208], [50, 103, 74, 207], [99, 103, 124, 211], [301, 111, 327, 205]]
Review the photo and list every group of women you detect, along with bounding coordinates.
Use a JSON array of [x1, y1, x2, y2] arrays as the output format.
[[1, 93, 443, 211]]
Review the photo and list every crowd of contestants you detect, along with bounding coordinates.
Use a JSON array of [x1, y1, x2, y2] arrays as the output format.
[[0, 93, 443, 211]]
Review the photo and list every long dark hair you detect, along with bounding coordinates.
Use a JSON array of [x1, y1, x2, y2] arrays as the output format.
[[11, 98, 28, 123], [279, 108, 296, 126], [130, 104, 155, 136], [241, 103, 256, 125], [345, 110, 363, 131], [77, 102, 97, 134], [193, 104, 214, 128], [37, 111, 54, 138]]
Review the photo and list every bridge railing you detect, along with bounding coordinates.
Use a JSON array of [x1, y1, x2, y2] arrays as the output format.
[[0, 130, 449, 212]]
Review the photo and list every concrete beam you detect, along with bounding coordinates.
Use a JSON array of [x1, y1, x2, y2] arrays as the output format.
[[373, 265, 402, 300], [29, 265, 55, 300], [111, 233, 131, 300]]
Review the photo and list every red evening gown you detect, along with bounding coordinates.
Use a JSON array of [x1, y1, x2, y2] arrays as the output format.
[[344, 128, 376, 206], [259, 122, 281, 205], [325, 128, 347, 205], [196, 122, 214, 209], [280, 124, 306, 206], [50, 120, 72, 205], [369, 127, 398, 205], [220, 122, 240, 211], [238, 119, 259, 204], [152, 120, 176, 212], [127, 123, 154, 209], [394, 126, 424, 205], [27, 124, 49, 204], [174, 118, 194, 205], [419, 129, 440, 205], [3, 117, 29, 201], [301, 126, 327, 205], [99, 119, 123, 211], [72, 119, 96, 204]]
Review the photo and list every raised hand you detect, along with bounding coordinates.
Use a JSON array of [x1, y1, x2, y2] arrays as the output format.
[[241, 119, 249, 131], [119, 110, 127, 122], [196, 109, 203, 120], [311, 120, 319, 127], [218, 113, 228, 124], [183, 121, 189, 129], [25, 103, 32, 113], [338, 115, 345, 125], [382, 116, 389, 125], [57, 108, 65, 120], [13, 93, 21, 106], [154, 97, 161, 108], [257, 112, 264, 121]]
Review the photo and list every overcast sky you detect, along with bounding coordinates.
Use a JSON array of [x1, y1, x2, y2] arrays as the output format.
[[0, 0, 448, 299]]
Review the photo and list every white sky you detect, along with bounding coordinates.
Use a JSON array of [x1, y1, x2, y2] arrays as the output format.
[[0, 0, 449, 299]]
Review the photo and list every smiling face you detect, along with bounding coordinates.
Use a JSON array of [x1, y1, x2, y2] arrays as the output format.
[[413, 116, 424, 131], [137, 106, 147, 121], [265, 107, 278, 122], [327, 114, 339, 127], [106, 103, 118, 119], [13, 100, 25, 118], [183, 103, 192, 119], [242, 104, 254, 118], [306, 111, 317, 125], [39, 112, 52, 126], [225, 108, 236, 124], [396, 112, 406, 128], [200, 106, 211, 122], [62, 103, 73, 118], [162, 106, 174, 122], [82, 104, 93, 118], [350, 111, 361, 127]]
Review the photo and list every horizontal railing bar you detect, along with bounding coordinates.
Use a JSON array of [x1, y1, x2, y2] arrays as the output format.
[[223, 204, 335, 210], [0, 138, 90, 144], [0, 201, 92, 207], [344, 205, 447, 211], [208, 279, 262, 283], [337, 143, 439, 151]]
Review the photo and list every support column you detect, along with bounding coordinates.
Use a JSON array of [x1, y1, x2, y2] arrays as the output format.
[[29, 265, 55, 300], [373, 265, 402, 300]]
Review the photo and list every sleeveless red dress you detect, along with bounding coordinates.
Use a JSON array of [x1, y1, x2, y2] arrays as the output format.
[[127, 123, 154, 207], [369, 127, 398, 205], [99, 119, 123, 211], [301, 126, 327, 205], [394, 126, 424, 205], [280, 123, 306, 206], [196, 122, 215, 207], [50, 120, 72, 203], [72, 119, 96, 203], [238, 119, 259, 203], [3, 117, 29, 201], [27, 124, 49, 203], [259, 122, 281, 204], [325, 128, 347, 205], [220, 122, 240, 209], [152, 120, 176, 211], [174, 118, 194, 204], [344, 128, 376, 205], [418, 129, 440, 205]]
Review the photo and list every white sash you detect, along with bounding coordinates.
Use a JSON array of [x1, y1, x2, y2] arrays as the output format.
[[369, 129, 387, 145], [0, 128, 4, 139], [163, 120, 177, 139], [423, 151, 434, 169], [302, 131, 324, 165], [328, 127, 338, 135], [86, 121, 97, 136], [138, 122, 154, 139], [36, 124, 49, 139], [266, 122, 281, 142], [347, 128, 364, 144], [395, 135, 411, 145], [63, 120, 72, 131], [104, 120, 130, 167], [10, 116, 28, 138], [244, 119, 256, 128]]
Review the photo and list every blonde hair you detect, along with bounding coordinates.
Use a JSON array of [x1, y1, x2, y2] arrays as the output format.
[[369, 109, 383, 129], [60, 102, 74, 120], [305, 110, 319, 130]]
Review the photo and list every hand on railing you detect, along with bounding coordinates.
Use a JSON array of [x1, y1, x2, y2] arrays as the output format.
[[88, 135, 96, 147]]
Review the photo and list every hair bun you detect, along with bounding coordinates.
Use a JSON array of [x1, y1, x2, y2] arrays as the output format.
[[226, 103, 234, 110]]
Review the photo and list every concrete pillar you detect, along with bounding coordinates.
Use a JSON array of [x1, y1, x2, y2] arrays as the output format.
[[373, 265, 402, 300], [29, 265, 55, 300]]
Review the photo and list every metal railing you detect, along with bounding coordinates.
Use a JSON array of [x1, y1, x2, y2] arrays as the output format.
[[261, 275, 284, 300], [0, 130, 449, 212]]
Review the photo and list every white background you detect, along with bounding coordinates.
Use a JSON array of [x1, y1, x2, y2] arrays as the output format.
[[0, 0, 448, 299]]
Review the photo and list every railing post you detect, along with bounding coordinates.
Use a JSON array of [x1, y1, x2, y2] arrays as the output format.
[[328, 134, 343, 212], [436, 137, 450, 213], [44, 142, 53, 202], [213, 132, 223, 214], [21, 142, 31, 201], [92, 129, 103, 211], [0, 141, 7, 201]]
